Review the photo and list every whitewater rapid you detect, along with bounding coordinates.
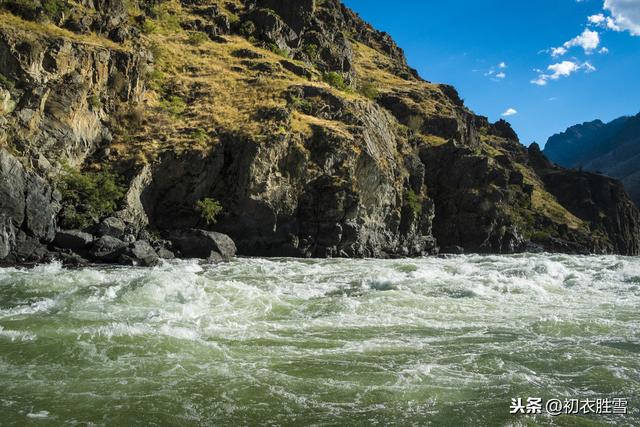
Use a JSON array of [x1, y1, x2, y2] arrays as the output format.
[[0, 254, 638, 425]]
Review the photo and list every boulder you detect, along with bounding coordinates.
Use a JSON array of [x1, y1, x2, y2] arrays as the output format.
[[441, 245, 465, 255], [128, 240, 160, 267], [166, 229, 237, 260], [157, 247, 175, 260], [55, 251, 89, 267], [89, 236, 127, 262], [54, 230, 94, 252], [97, 217, 126, 239]]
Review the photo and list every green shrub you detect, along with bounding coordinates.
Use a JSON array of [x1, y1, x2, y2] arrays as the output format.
[[3, 0, 40, 20], [41, 0, 69, 21], [148, 41, 165, 62], [268, 42, 289, 58], [188, 31, 208, 45], [322, 71, 347, 90], [141, 19, 158, 34], [288, 96, 312, 113], [159, 95, 187, 116], [151, 3, 181, 33], [358, 81, 379, 100], [0, 73, 15, 91], [303, 43, 318, 60], [58, 167, 126, 229], [145, 68, 165, 93], [406, 115, 424, 132], [405, 189, 423, 216], [240, 20, 255, 37], [190, 127, 208, 144], [196, 198, 223, 225], [88, 94, 101, 109], [4, 0, 71, 23]]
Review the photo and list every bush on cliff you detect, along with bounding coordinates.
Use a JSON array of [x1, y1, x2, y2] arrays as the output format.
[[58, 167, 126, 230], [405, 189, 423, 216], [2, 0, 69, 23], [323, 72, 347, 91], [196, 198, 223, 225]]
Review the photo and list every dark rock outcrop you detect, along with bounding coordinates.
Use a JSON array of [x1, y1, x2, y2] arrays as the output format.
[[89, 236, 128, 262], [124, 240, 160, 267], [166, 229, 237, 261], [546, 171, 640, 254], [97, 217, 127, 239], [54, 230, 94, 252], [0, 149, 59, 264]]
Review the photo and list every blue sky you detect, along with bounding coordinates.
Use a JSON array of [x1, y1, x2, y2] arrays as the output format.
[[342, 0, 640, 146]]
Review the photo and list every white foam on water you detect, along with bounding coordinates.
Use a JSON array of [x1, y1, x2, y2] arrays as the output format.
[[26, 410, 50, 419], [0, 326, 36, 341], [0, 254, 639, 424]]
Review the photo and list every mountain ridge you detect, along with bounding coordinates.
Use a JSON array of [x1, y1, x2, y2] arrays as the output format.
[[0, 0, 639, 265], [544, 112, 640, 207]]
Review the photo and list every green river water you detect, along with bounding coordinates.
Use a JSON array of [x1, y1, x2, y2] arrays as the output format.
[[0, 254, 638, 426]]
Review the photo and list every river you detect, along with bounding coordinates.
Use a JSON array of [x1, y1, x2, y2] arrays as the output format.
[[0, 254, 638, 425]]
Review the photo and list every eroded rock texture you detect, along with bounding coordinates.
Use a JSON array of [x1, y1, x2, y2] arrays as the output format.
[[0, 0, 638, 264]]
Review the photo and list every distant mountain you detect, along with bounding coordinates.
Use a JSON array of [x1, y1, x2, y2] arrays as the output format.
[[544, 113, 640, 206]]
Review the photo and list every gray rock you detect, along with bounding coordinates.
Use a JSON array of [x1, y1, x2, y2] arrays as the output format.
[[25, 174, 58, 242], [0, 215, 16, 260], [0, 149, 27, 226], [56, 251, 89, 267], [157, 247, 175, 260], [90, 236, 127, 262], [167, 229, 237, 260], [97, 217, 126, 239], [14, 231, 49, 262], [0, 149, 59, 262], [128, 240, 160, 267], [54, 230, 94, 252], [441, 246, 465, 255]]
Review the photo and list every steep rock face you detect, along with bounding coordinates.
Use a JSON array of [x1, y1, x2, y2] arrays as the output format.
[[0, 149, 59, 263], [0, 21, 147, 169], [0, 0, 639, 263], [543, 113, 640, 207], [136, 88, 437, 257]]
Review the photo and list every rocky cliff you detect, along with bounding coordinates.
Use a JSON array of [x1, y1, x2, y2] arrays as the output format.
[[1, 0, 639, 265], [543, 113, 640, 207]]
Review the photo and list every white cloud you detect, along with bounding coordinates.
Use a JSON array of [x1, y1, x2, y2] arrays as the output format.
[[563, 29, 601, 53], [589, 11, 623, 31], [502, 108, 518, 117], [484, 62, 508, 81], [589, 13, 607, 24], [530, 60, 595, 85], [550, 29, 600, 57], [531, 77, 548, 86], [588, 2, 640, 35], [551, 46, 568, 57], [604, 0, 640, 35], [548, 60, 581, 78]]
